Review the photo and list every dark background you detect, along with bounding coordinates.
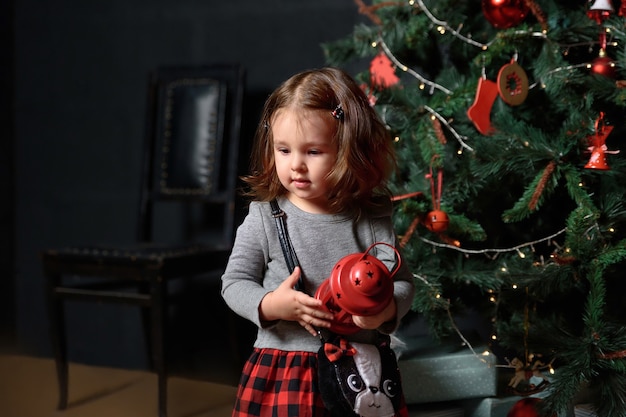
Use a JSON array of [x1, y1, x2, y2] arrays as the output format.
[[0, 0, 367, 379]]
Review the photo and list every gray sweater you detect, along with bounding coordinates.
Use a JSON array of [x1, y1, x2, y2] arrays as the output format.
[[220, 196, 415, 353]]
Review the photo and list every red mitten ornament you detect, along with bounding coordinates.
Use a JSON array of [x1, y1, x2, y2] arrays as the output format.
[[467, 77, 499, 135]]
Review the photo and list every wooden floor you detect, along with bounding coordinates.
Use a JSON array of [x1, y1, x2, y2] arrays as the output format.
[[0, 354, 239, 417]]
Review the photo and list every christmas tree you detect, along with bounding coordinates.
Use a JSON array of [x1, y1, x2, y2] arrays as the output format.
[[324, 1, 626, 416]]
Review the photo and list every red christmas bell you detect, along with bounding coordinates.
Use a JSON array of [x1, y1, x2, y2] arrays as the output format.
[[424, 209, 450, 233], [315, 242, 400, 334], [482, 0, 529, 29], [587, 0, 614, 24], [585, 146, 611, 170]]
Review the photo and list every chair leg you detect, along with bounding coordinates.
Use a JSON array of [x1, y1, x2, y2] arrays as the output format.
[[150, 276, 167, 417], [45, 272, 69, 410]]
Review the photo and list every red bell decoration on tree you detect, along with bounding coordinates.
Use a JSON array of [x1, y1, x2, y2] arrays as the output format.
[[315, 242, 400, 334], [424, 209, 450, 233], [482, 0, 529, 29], [587, 0, 614, 24], [584, 112, 617, 170], [424, 157, 450, 233], [585, 147, 611, 170]]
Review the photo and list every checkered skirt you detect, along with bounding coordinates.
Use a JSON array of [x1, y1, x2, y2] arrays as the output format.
[[231, 347, 408, 417]]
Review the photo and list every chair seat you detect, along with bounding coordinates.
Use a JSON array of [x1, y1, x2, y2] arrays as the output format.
[[42, 243, 231, 280]]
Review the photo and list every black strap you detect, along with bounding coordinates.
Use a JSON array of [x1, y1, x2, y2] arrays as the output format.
[[270, 199, 304, 291]]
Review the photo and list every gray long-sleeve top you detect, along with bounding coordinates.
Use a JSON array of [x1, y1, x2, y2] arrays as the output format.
[[221, 196, 415, 353]]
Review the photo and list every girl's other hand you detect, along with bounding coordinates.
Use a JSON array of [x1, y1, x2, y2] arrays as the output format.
[[352, 298, 397, 330]]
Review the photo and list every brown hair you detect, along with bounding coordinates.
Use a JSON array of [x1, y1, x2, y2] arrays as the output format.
[[243, 67, 395, 214]]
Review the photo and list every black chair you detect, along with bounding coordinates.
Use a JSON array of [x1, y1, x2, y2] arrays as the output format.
[[40, 63, 245, 417]]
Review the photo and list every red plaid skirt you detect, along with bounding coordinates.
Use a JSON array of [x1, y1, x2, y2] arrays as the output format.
[[231, 348, 408, 417]]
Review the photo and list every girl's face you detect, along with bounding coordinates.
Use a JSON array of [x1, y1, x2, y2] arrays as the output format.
[[271, 108, 338, 214]]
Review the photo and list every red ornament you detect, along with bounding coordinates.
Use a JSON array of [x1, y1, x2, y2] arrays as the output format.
[[497, 60, 529, 106], [585, 112, 617, 170], [424, 158, 449, 233], [587, 0, 614, 24], [370, 52, 400, 89], [507, 398, 542, 417], [482, 0, 529, 29], [467, 76, 499, 135], [591, 49, 616, 78], [315, 242, 399, 335], [424, 209, 450, 233]]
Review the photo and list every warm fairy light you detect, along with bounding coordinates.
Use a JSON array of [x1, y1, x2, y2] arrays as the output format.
[[482, 45, 488, 51], [482, 350, 491, 356], [457, 148, 463, 155], [512, 284, 518, 289], [500, 267, 507, 272], [516, 249, 526, 258], [394, 136, 400, 142], [437, 26, 446, 34], [371, 41, 378, 48], [419, 83, 425, 90], [491, 334, 497, 340], [609, 227, 615, 233], [489, 296, 496, 303], [579, 182, 584, 187], [408, 0, 415, 5], [435, 293, 441, 299]]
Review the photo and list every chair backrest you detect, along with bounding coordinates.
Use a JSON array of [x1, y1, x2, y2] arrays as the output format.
[[138, 64, 245, 247]]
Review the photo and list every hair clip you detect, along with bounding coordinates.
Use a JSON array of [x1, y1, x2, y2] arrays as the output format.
[[331, 105, 344, 120]]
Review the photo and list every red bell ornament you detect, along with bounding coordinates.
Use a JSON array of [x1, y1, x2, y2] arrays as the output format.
[[424, 209, 450, 233], [482, 0, 529, 29], [587, 0, 614, 24], [585, 146, 611, 170], [315, 242, 400, 334]]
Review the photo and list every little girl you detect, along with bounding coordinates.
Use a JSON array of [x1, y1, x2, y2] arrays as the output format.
[[221, 67, 415, 417]]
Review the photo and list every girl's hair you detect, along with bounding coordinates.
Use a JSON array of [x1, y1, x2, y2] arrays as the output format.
[[243, 67, 396, 214]]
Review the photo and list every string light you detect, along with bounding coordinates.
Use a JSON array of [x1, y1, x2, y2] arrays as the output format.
[[419, 228, 567, 258], [378, 38, 453, 95]]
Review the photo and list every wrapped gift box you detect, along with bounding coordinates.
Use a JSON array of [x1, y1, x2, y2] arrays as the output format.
[[407, 402, 464, 417], [462, 394, 576, 417], [398, 335, 497, 404]]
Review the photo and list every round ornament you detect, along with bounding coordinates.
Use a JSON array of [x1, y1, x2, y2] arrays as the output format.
[[497, 61, 529, 106], [482, 0, 529, 29], [424, 210, 449, 233], [591, 52, 616, 78], [507, 398, 541, 417]]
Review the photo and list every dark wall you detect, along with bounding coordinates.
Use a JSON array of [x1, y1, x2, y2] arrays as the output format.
[[0, 0, 16, 349], [12, 1, 364, 369]]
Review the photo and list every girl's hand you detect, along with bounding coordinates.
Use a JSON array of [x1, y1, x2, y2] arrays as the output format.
[[259, 267, 334, 336], [352, 298, 397, 330]]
